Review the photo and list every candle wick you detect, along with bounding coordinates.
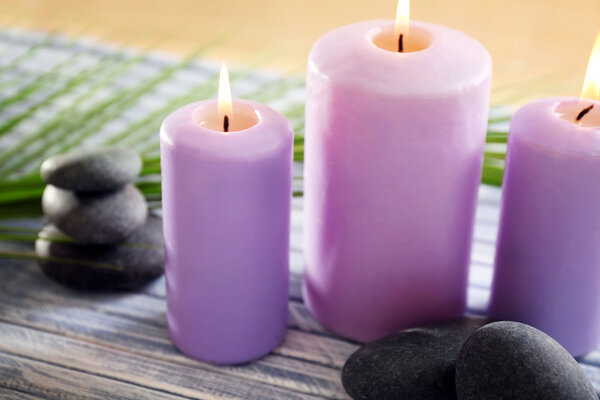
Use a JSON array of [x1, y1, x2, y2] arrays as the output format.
[[223, 115, 230, 132], [576, 104, 594, 122], [398, 34, 404, 53]]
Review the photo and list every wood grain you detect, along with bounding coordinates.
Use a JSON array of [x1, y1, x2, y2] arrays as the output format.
[[0, 387, 46, 400], [0, 260, 351, 399], [0, 353, 190, 400], [0, 323, 322, 400], [1, 186, 599, 398]]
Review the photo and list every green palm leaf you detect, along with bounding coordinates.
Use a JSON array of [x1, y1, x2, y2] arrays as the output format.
[[0, 28, 510, 221]]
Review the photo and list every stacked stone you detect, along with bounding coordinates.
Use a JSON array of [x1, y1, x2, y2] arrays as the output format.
[[36, 147, 164, 291]]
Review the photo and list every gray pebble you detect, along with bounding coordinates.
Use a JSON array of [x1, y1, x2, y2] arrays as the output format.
[[35, 215, 164, 291], [456, 321, 597, 400], [42, 184, 147, 244], [342, 317, 493, 400], [41, 147, 142, 191]]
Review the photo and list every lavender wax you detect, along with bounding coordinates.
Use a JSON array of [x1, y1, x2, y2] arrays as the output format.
[[160, 98, 293, 364], [489, 97, 600, 356], [303, 20, 492, 342]]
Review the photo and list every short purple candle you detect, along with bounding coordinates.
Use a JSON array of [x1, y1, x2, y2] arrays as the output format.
[[160, 89, 294, 363], [489, 97, 600, 356]]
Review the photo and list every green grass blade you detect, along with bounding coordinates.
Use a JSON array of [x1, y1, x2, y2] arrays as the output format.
[[0, 225, 40, 233], [481, 164, 505, 186], [0, 250, 123, 271]]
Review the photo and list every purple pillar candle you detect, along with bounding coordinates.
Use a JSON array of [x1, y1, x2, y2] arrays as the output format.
[[160, 91, 294, 363], [303, 19, 491, 342], [489, 97, 600, 356]]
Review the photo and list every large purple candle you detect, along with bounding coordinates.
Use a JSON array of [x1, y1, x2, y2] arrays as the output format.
[[160, 84, 294, 363], [303, 19, 491, 342], [489, 97, 600, 356]]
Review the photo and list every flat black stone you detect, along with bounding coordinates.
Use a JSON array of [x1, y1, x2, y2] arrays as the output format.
[[456, 321, 597, 400], [342, 317, 493, 400], [42, 184, 147, 244], [35, 215, 164, 291], [41, 147, 142, 191]]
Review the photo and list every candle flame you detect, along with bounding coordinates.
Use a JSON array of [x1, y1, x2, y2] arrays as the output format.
[[394, 0, 410, 39], [218, 62, 233, 131], [582, 31, 600, 101]]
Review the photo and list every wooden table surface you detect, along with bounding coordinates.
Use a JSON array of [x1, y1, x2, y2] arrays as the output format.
[[1, 0, 599, 105], [2, 188, 600, 399], [0, 247, 357, 399], [0, 188, 506, 400]]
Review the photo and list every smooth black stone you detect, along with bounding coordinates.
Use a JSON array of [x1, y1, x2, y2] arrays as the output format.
[[35, 215, 164, 291], [41, 147, 142, 191], [456, 321, 597, 400], [342, 317, 493, 400], [42, 184, 147, 244]]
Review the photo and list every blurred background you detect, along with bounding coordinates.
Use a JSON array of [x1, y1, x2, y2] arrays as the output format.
[[2, 0, 599, 105], [0, 0, 597, 203]]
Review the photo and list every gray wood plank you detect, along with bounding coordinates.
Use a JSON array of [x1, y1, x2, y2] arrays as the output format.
[[0, 306, 348, 399], [0, 260, 350, 398], [0, 323, 324, 400], [278, 331, 357, 369], [1, 237, 497, 336], [7, 184, 572, 399], [0, 352, 191, 400], [0, 387, 46, 400], [3, 255, 344, 339]]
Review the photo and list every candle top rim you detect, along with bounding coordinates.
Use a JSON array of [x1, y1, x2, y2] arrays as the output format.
[[160, 99, 293, 160], [192, 100, 260, 133], [308, 20, 492, 98], [555, 99, 600, 128], [510, 97, 600, 158]]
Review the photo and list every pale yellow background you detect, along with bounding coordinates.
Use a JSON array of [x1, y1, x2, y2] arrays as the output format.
[[2, 0, 599, 104]]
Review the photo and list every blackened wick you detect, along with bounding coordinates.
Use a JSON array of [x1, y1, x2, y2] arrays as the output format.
[[223, 115, 230, 132], [576, 104, 594, 122]]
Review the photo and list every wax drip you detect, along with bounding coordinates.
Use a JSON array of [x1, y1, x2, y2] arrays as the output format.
[[576, 104, 594, 122], [223, 115, 230, 132], [398, 34, 404, 53]]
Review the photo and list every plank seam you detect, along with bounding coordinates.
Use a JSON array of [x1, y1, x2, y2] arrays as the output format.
[[0, 350, 195, 400], [0, 385, 46, 400], [0, 318, 338, 398]]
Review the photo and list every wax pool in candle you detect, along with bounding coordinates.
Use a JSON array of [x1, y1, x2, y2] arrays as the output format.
[[488, 97, 600, 356], [160, 99, 294, 364], [303, 20, 492, 342]]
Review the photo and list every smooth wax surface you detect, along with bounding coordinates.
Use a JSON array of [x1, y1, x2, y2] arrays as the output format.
[[160, 99, 293, 364], [489, 97, 600, 356], [304, 20, 492, 342]]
